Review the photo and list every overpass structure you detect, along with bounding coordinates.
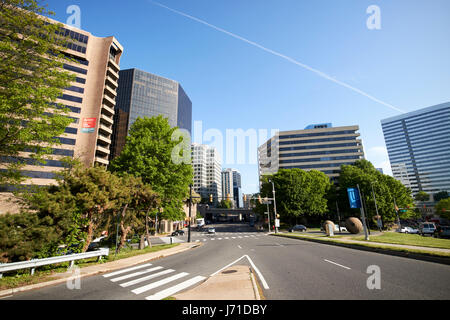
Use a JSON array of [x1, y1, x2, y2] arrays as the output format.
[[198, 206, 256, 223]]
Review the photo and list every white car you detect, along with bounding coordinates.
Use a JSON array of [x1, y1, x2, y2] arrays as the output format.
[[398, 226, 419, 234]]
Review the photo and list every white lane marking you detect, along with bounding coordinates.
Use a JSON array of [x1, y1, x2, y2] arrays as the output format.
[[324, 259, 351, 270], [203, 239, 207, 242], [218, 238, 223, 240], [238, 236, 243, 238], [244, 236, 249, 238], [225, 237, 229, 239], [211, 238, 215, 241], [232, 237, 236, 239], [110, 266, 163, 282], [145, 276, 206, 300], [103, 263, 153, 278], [120, 269, 175, 287], [210, 255, 269, 290], [237, 245, 242, 249], [131, 272, 189, 295], [195, 240, 200, 242]]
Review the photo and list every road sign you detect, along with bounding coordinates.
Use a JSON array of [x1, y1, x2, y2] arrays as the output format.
[[275, 219, 280, 228], [347, 188, 362, 209]]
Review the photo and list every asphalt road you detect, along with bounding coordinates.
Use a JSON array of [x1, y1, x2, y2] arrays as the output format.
[[4, 222, 450, 300]]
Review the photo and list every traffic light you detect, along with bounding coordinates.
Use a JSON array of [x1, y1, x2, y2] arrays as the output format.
[[243, 194, 247, 202], [276, 214, 280, 219], [227, 193, 230, 201], [209, 194, 213, 203]]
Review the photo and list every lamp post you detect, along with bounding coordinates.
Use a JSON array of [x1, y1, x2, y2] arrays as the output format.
[[370, 181, 382, 232], [269, 179, 278, 233], [188, 184, 192, 243]]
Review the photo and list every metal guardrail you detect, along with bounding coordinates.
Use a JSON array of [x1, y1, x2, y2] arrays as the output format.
[[0, 248, 109, 278]]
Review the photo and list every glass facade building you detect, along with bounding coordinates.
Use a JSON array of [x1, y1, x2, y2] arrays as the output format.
[[111, 69, 192, 158], [381, 102, 450, 195]]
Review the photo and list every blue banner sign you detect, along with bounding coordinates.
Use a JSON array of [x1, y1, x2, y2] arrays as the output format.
[[347, 188, 362, 209]]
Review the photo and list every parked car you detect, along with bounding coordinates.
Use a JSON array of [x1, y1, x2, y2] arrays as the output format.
[[288, 225, 307, 233], [397, 226, 419, 234], [207, 228, 216, 234], [419, 222, 436, 236], [434, 225, 450, 239]]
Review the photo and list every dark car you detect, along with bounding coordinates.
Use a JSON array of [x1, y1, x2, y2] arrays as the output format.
[[434, 225, 450, 238], [289, 225, 307, 232], [171, 230, 185, 236]]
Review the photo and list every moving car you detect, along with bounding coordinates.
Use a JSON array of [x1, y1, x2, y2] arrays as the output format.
[[288, 225, 307, 232], [171, 230, 185, 236], [419, 222, 436, 236], [397, 226, 419, 234], [207, 228, 216, 234], [434, 225, 450, 238]]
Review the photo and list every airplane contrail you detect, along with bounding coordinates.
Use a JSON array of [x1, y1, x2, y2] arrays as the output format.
[[150, 1, 405, 113]]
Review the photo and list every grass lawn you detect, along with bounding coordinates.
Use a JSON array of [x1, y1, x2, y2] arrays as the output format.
[[0, 243, 179, 291], [355, 232, 450, 249]]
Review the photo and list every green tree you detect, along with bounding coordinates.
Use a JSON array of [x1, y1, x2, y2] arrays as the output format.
[[435, 198, 450, 220], [109, 116, 193, 222], [218, 200, 232, 209], [338, 160, 414, 227], [415, 191, 430, 202], [434, 191, 449, 202], [260, 169, 331, 224], [0, 0, 76, 185]]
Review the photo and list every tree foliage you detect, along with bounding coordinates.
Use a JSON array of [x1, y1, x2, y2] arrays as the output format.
[[109, 116, 193, 222], [259, 169, 332, 223], [0, 0, 76, 184], [338, 160, 415, 227], [435, 198, 450, 220], [434, 191, 449, 203], [218, 200, 232, 209], [414, 191, 430, 202]]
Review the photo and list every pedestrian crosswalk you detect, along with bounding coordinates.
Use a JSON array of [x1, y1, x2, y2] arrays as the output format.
[[191, 233, 268, 242], [103, 263, 206, 300]]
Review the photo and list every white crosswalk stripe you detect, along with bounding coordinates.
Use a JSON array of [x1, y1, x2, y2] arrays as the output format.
[[103, 263, 153, 278], [120, 269, 175, 287], [111, 266, 163, 282], [145, 276, 206, 300], [132, 272, 189, 295]]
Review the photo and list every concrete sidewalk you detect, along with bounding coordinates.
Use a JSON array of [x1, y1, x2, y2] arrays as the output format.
[[0, 242, 199, 298], [173, 265, 260, 300]]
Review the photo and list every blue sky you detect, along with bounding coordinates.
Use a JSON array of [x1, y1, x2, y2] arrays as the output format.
[[45, 0, 450, 194]]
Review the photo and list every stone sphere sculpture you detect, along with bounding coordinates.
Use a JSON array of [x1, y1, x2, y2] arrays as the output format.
[[345, 217, 364, 234], [323, 220, 335, 233]]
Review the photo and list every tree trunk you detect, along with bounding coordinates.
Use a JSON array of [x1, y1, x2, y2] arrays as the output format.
[[117, 221, 131, 252], [139, 234, 145, 250]]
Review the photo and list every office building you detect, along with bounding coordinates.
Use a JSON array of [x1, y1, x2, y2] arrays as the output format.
[[111, 69, 192, 158], [381, 102, 450, 195], [1, 16, 123, 189], [221, 169, 235, 205], [258, 124, 364, 183], [191, 144, 222, 205], [232, 170, 243, 208]]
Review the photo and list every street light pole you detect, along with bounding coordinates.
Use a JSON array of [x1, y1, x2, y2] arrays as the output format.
[[371, 181, 382, 232], [188, 184, 192, 243], [269, 180, 278, 233]]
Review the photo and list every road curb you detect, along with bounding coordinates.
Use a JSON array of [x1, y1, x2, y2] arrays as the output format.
[[0, 243, 201, 298], [271, 234, 450, 266]]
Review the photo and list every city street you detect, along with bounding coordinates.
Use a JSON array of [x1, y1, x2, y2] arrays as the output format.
[[4, 222, 450, 300]]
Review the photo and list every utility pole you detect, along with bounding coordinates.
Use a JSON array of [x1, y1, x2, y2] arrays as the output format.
[[188, 184, 192, 243], [336, 201, 341, 232], [394, 197, 401, 229], [269, 180, 278, 233], [266, 201, 272, 233], [371, 182, 382, 232], [357, 184, 369, 241]]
